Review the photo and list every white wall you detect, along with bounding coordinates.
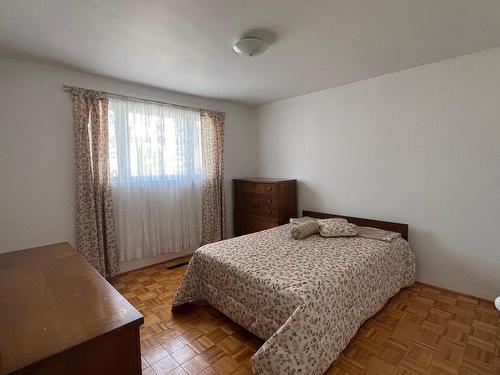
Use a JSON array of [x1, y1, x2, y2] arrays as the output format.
[[0, 58, 258, 269], [256, 47, 500, 300]]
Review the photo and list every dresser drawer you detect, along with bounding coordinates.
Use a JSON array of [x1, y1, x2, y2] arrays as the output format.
[[235, 191, 277, 218], [233, 178, 296, 237], [234, 213, 277, 236], [235, 182, 276, 195]]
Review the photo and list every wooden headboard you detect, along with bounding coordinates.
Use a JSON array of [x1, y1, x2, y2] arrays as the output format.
[[303, 210, 409, 241]]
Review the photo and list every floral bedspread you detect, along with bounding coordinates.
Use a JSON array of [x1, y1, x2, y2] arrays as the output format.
[[173, 224, 416, 374]]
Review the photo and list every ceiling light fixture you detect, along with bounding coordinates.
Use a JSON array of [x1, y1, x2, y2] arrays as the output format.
[[233, 37, 269, 57]]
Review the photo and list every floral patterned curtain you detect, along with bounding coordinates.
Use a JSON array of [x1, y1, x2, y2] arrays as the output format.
[[200, 110, 226, 244], [71, 88, 119, 277]]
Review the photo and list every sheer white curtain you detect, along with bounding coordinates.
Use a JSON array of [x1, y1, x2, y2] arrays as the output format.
[[108, 98, 202, 261]]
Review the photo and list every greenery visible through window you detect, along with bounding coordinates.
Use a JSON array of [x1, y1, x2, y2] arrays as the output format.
[[108, 99, 202, 182]]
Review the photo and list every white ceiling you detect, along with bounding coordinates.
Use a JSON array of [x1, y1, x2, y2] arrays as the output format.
[[2, 0, 500, 105]]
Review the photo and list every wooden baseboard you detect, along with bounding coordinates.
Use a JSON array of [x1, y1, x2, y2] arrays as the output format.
[[164, 256, 192, 269], [111, 254, 193, 279], [414, 281, 494, 304]]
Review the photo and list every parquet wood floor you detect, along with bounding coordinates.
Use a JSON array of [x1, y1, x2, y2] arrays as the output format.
[[112, 263, 500, 375]]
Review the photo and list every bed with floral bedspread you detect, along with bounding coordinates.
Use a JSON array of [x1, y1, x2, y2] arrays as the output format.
[[172, 224, 416, 374]]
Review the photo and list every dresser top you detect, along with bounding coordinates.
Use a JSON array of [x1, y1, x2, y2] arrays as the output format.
[[0, 242, 143, 374], [233, 178, 296, 183]]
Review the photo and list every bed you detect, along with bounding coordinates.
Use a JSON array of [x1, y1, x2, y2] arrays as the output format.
[[172, 211, 416, 374]]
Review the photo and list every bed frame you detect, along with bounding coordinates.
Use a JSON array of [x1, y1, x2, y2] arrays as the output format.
[[303, 210, 409, 241]]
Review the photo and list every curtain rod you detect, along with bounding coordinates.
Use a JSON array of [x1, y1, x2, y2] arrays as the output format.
[[62, 85, 226, 114]]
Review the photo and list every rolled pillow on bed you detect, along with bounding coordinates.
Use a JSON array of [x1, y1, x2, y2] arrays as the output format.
[[290, 221, 320, 240], [318, 218, 358, 237]]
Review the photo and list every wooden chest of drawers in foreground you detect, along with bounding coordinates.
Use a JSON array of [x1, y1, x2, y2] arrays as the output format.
[[233, 178, 297, 236], [0, 242, 143, 375]]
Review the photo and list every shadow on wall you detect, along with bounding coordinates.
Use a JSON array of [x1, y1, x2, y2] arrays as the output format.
[[410, 228, 498, 300]]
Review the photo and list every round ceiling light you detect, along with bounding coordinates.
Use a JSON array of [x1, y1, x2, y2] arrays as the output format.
[[233, 37, 269, 57]]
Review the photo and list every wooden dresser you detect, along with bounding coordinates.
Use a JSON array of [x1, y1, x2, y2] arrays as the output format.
[[0, 242, 143, 375], [233, 178, 297, 236]]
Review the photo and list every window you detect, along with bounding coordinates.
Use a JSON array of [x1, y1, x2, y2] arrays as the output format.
[[108, 98, 202, 183], [108, 97, 204, 261]]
